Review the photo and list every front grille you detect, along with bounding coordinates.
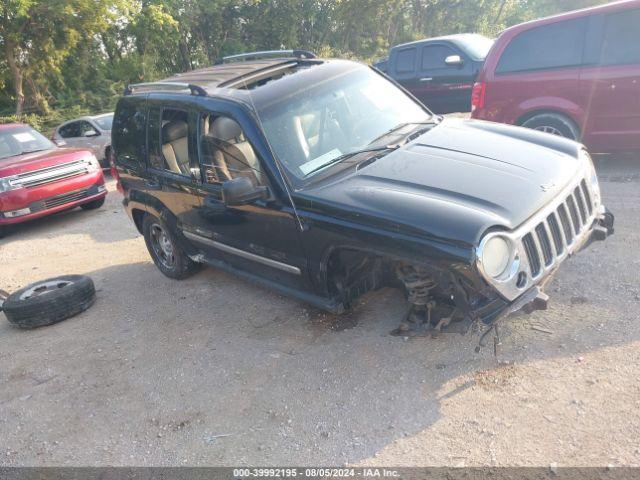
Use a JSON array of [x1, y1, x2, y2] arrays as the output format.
[[535, 223, 554, 266], [581, 179, 593, 215], [547, 213, 564, 255], [522, 233, 541, 277], [520, 176, 596, 279], [43, 189, 90, 209], [18, 160, 89, 188], [557, 204, 574, 244]]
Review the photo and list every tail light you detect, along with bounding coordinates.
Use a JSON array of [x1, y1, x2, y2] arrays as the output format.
[[471, 81, 487, 112], [109, 150, 124, 194]]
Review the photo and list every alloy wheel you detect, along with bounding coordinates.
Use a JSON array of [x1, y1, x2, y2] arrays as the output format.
[[149, 223, 176, 269]]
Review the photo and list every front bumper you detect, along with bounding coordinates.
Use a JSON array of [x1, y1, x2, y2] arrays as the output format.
[[0, 183, 107, 226], [477, 207, 614, 325]]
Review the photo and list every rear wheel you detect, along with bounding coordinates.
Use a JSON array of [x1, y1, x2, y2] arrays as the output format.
[[80, 197, 106, 210], [521, 113, 581, 141], [142, 214, 201, 279]]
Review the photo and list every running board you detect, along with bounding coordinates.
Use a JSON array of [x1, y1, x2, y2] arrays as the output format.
[[183, 231, 301, 275], [189, 253, 344, 314]]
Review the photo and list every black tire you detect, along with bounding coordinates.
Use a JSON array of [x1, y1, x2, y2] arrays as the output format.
[[142, 214, 201, 280], [2, 275, 96, 329], [80, 197, 106, 210], [521, 113, 581, 140]]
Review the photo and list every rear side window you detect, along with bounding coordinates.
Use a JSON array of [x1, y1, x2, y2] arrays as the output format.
[[496, 18, 587, 74], [113, 97, 147, 168], [395, 48, 416, 73], [421, 45, 457, 70], [600, 9, 640, 66]]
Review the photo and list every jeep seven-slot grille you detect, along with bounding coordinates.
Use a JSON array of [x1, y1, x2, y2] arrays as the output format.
[[521, 177, 595, 279], [17, 160, 89, 188]]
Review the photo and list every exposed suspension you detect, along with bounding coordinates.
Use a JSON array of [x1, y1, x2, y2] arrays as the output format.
[[396, 264, 436, 305], [394, 263, 460, 336]]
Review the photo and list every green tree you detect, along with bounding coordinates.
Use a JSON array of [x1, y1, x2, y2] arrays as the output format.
[[0, 0, 125, 114]]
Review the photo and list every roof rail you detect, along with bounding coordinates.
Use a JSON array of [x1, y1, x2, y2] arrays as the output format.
[[124, 82, 208, 97], [215, 49, 317, 65]]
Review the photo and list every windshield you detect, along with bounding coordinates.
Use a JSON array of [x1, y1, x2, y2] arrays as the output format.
[[94, 114, 113, 130], [459, 34, 494, 60], [0, 126, 55, 160], [257, 67, 431, 185]]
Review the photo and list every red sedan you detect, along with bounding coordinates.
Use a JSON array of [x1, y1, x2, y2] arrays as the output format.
[[0, 123, 107, 237]]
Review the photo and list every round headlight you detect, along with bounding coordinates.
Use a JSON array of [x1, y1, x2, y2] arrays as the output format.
[[580, 150, 600, 200], [481, 236, 511, 278]]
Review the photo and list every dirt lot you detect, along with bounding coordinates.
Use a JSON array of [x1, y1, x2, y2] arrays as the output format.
[[1, 155, 639, 467]]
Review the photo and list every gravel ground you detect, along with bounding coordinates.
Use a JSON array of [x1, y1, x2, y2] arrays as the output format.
[[0, 154, 638, 467]]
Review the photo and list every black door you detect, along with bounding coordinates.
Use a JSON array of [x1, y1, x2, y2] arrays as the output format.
[[183, 108, 310, 290], [414, 43, 474, 113], [144, 103, 203, 234]]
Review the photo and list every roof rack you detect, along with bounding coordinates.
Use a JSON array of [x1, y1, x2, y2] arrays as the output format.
[[124, 82, 207, 97], [215, 49, 316, 65]]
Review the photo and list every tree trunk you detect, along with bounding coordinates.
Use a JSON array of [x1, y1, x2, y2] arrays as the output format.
[[27, 77, 49, 114], [5, 40, 24, 115], [495, 0, 508, 23]]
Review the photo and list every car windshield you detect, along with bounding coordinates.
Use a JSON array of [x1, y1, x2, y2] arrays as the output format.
[[0, 126, 55, 160], [257, 66, 431, 185], [93, 114, 113, 130], [459, 34, 494, 60]]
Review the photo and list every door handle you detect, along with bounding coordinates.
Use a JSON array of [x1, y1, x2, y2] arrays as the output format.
[[419, 77, 433, 82]]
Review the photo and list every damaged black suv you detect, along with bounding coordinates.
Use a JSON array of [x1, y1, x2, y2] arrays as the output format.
[[112, 50, 614, 335]]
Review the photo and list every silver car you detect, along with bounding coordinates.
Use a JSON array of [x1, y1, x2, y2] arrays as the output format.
[[52, 113, 113, 168]]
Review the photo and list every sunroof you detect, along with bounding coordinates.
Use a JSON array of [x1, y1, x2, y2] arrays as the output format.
[[221, 61, 319, 90]]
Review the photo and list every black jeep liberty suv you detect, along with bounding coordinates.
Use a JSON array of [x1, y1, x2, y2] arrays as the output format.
[[111, 50, 614, 335]]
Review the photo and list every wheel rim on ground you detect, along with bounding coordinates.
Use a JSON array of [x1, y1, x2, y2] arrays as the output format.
[[150, 223, 176, 268], [18, 280, 74, 300]]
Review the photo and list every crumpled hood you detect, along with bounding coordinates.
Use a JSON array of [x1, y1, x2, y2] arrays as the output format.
[[298, 119, 586, 245]]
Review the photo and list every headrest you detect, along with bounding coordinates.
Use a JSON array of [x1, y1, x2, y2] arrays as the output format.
[[211, 117, 242, 142], [162, 121, 188, 143]]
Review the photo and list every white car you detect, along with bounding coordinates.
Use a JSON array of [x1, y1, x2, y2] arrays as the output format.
[[52, 113, 113, 169]]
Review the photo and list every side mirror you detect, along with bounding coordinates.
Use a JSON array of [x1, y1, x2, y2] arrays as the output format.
[[445, 55, 464, 67], [222, 177, 269, 206], [84, 130, 99, 137], [53, 139, 67, 147]]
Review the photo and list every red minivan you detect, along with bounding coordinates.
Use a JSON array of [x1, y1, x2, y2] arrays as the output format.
[[0, 123, 107, 237], [471, 0, 640, 153]]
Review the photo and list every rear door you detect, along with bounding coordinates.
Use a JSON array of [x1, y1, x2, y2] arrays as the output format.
[[390, 45, 419, 98], [415, 43, 474, 113], [580, 8, 640, 151], [144, 100, 203, 234]]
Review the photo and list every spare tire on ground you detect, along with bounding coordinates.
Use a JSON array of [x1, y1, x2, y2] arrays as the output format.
[[1, 275, 96, 329]]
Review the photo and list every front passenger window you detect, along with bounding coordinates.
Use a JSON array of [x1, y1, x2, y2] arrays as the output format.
[[421, 45, 457, 70], [199, 114, 263, 186]]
